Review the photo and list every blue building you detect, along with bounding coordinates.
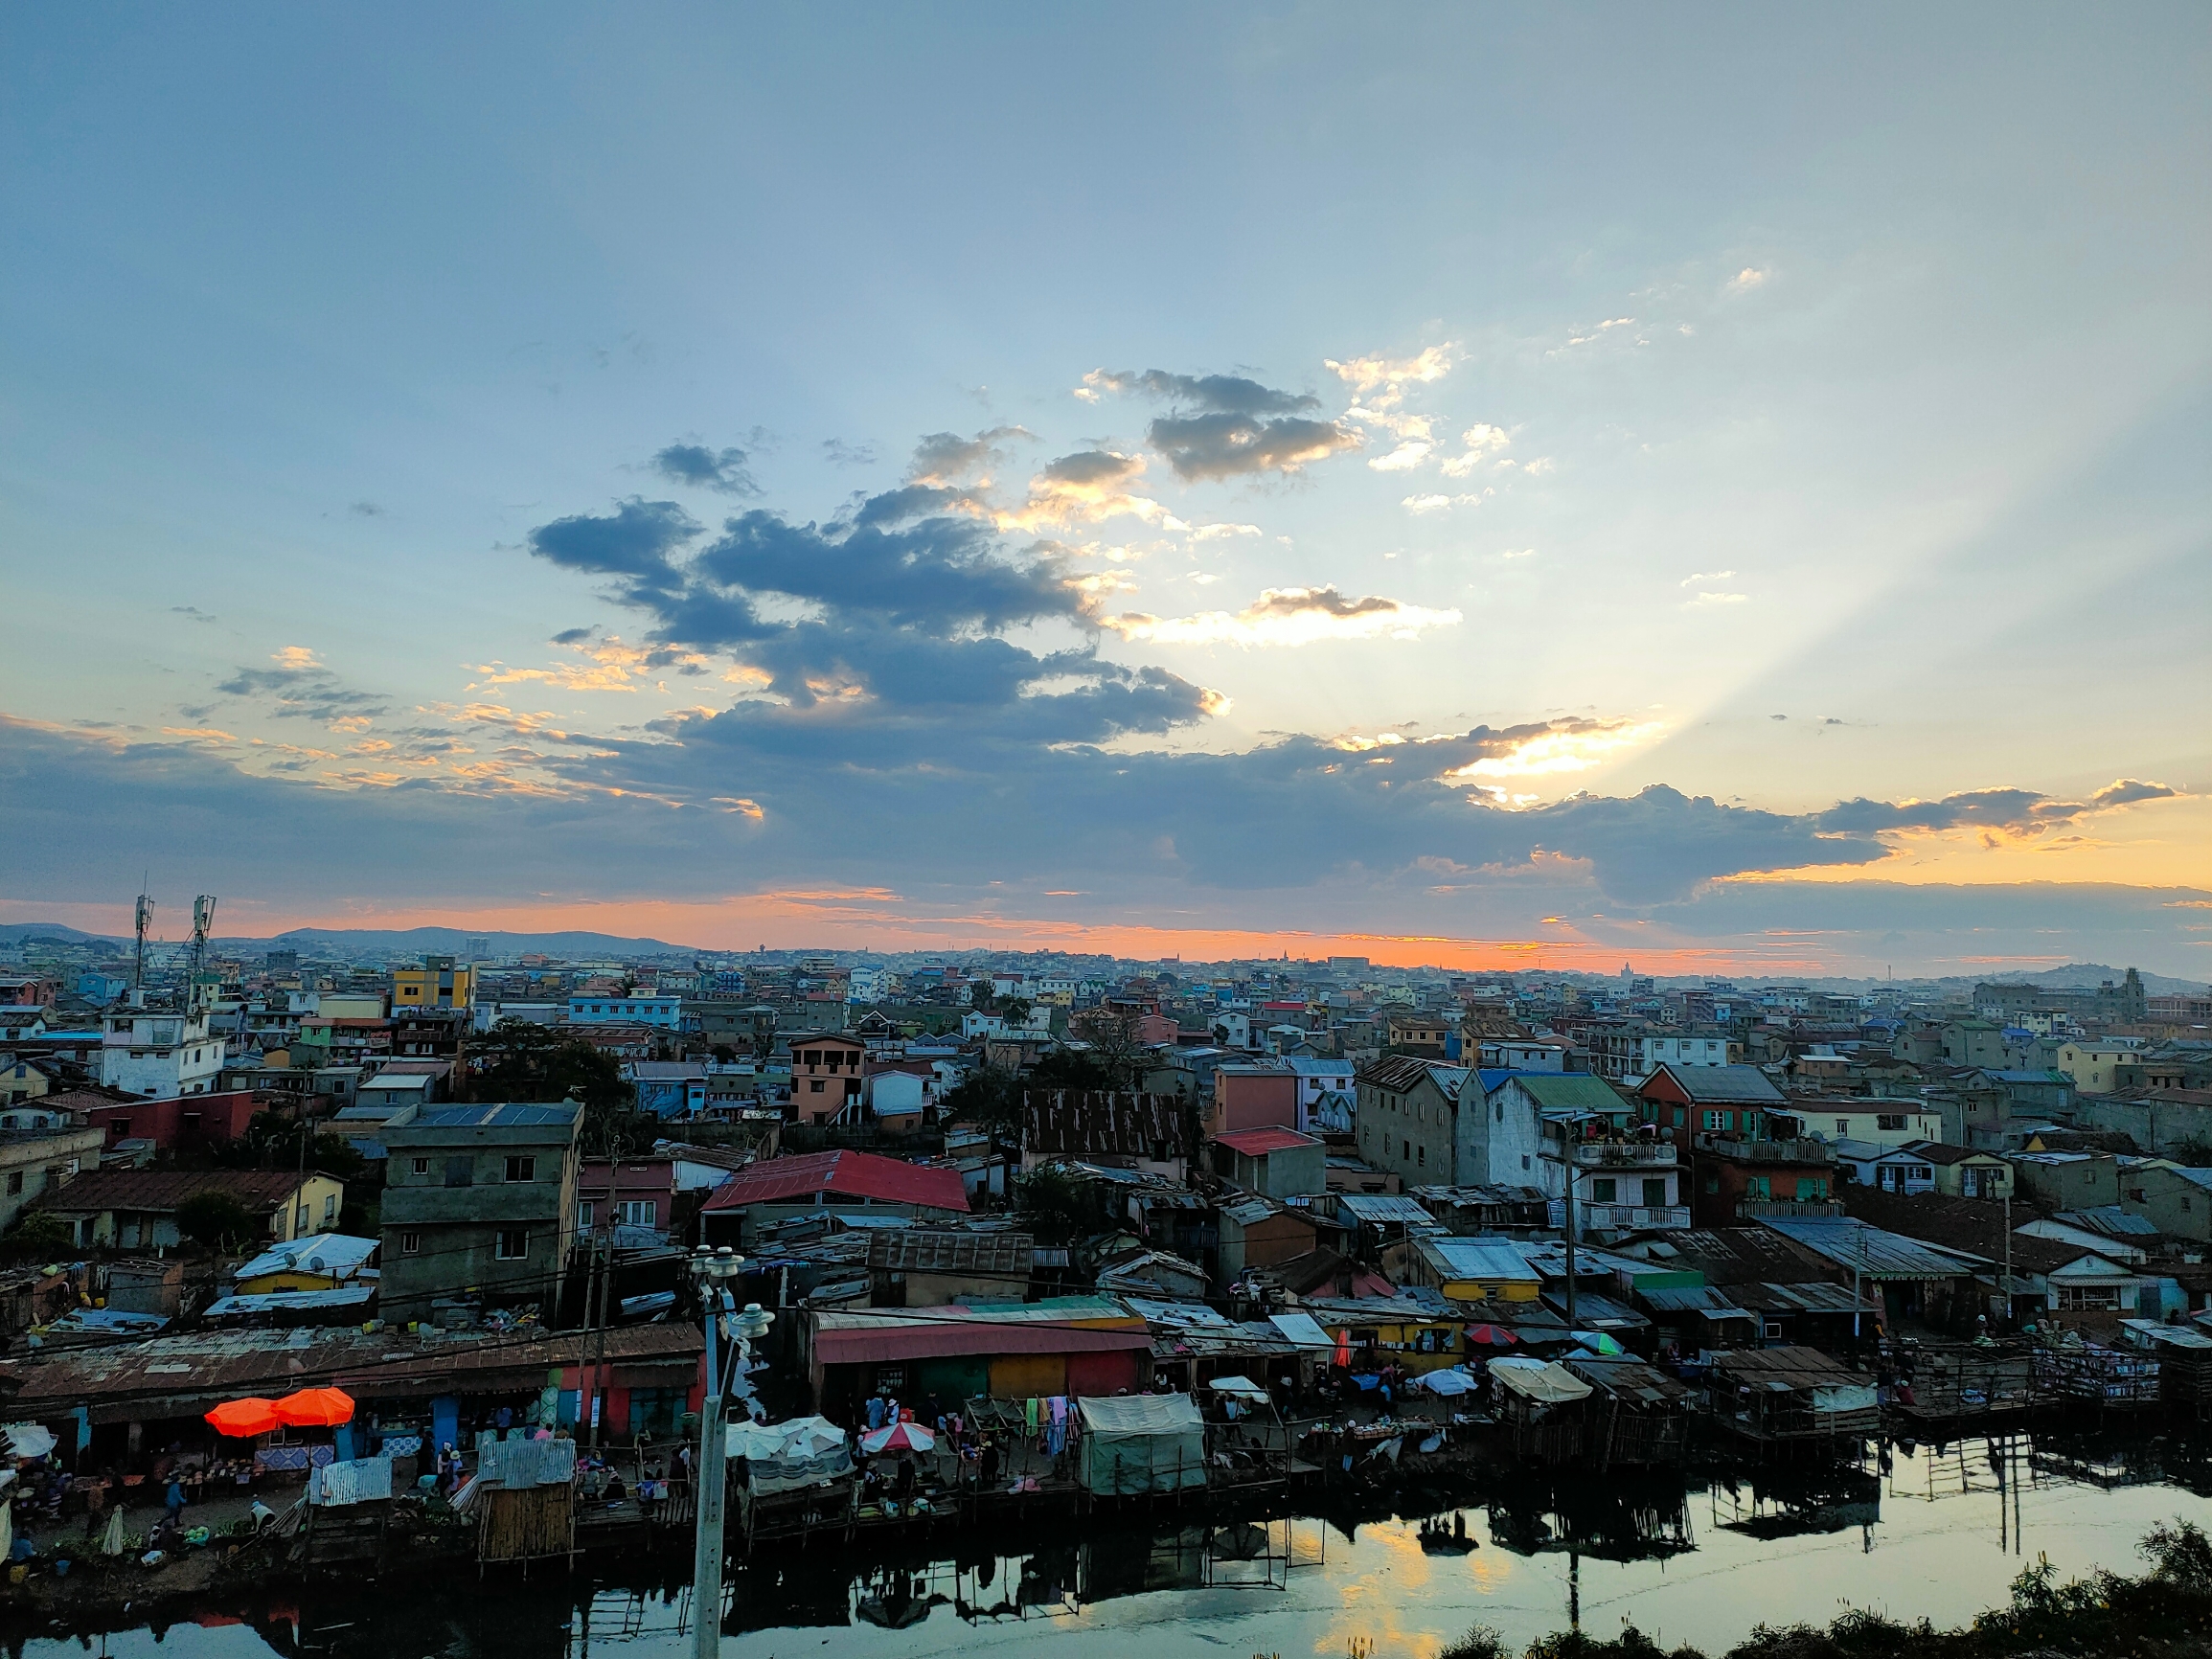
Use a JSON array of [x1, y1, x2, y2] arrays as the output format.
[[566, 995, 682, 1029]]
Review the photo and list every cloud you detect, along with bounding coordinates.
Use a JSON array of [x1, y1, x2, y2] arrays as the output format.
[[1438, 423, 1513, 476], [171, 605, 217, 624], [1188, 523, 1262, 542], [1324, 346, 1455, 397], [1145, 413, 1363, 481], [1082, 369, 1318, 416], [348, 501, 384, 518], [215, 648, 390, 724], [907, 426, 1031, 487], [822, 439, 877, 466], [1520, 457, 1556, 476], [1686, 590, 1747, 606], [1368, 441, 1434, 472], [652, 443, 761, 497], [997, 449, 1170, 530], [2093, 778, 2179, 808], [1101, 585, 1463, 648], [527, 497, 703, 588], [1680, 571, 1737, 586], [1727, 267, 1768, 292], [1402, 492, 1486, 513]]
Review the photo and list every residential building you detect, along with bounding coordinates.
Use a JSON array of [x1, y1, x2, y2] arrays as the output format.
[[1527, 1073, 1687, 1233], [1216, 1195, 1316, 1282], [1285, 1056, 1356, 1130], [377, 1102, 584, 1324], [80, 1089, 260, 1153], [1637, 1064, 1788, 1148], [1385, 1011, 1453, 1057], [99, 1005, 224, 1099], [1399, 1235, 1542, 1304], [1355, 1057, 1473, 1185], [627, 1060, 708, 1118], [2121, 1164, 2212, 1245], [1211, 1064, 1298, 1136], [697, 1148, 969, 1246], [566, 994, 682, 1029], [1017, 1090, 1192, 1180], [1773, 1098, 1944, 1148], [1692, 1137, 1838, 1227], [0, 1124, 103, 1233], [2059, 1039, 2147, 1095], [38, 1167, 342, 1250], [356, 1069, 442, 1114], [577, 1158, 676, 1243], [233, 1233, 380, 1294], [1588, 1026, 1737, 1084], [1212, 1126, 1328, 1200], [392, 956, 474, 1011], [0, 1059, 52, 1103], [1908, 1142, 2016, 1199], [2009, 1150, 2121, 1210], [789, 1032, 867, 1125]]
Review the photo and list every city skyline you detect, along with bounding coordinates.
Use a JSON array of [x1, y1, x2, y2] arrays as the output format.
[[4, 8, 2206, 976]]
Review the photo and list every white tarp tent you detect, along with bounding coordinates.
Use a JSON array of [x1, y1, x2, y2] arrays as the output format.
[[728, 1415, 853, 1495], [1488, 1357, 1594, 1405], [1413, 1366, 1479, 1397], [1077, 1393, 1207, 1496]]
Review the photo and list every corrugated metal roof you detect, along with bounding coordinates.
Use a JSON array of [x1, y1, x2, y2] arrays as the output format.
[[1646, 1065, 1786, 1104], [1514, 1074, 1632, 1114], [702, 1149, 969, 1214], [1638, 1284, 1756, 1318], [1763, 1216, 1992, 1279], [1335, 1193, 1438, 1225], [1416, 1237, 1538, 1283]]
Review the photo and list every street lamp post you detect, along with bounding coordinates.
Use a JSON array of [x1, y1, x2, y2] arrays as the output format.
[[689, 1247, 774, 1659]]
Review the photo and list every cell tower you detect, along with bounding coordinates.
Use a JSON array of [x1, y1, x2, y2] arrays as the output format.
[[133, 889, 155, 992], [191, 895, 218, 976]]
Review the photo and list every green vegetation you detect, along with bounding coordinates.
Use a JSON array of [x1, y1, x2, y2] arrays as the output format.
[[175, 1191, 258, 1250]]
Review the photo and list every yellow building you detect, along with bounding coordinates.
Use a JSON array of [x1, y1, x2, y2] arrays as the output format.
[[393, 956, 474, 1011], [1403, 1236, 1542, 1303], [2058, 1041, 2140, 1096], [234, 1231, 379, 1294], [1304, 1295, 1468, 1373], [0, 1058, 51, 1103]]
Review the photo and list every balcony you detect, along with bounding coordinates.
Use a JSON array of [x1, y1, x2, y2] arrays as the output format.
[[1696, 1135, 1835, 1165], [1554, 1200, 1691, 1232], [1552, 1140, 1677, 1170], [1737, 1198, 1844, 1220]]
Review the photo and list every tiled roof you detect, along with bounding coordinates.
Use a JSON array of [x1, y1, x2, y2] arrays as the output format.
[[863, 1229, 1032, 1275], [1644, 1064, 1787, 1104], [700, 1148, 969, 1214]]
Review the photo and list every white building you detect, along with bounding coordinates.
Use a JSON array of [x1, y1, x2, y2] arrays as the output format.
[[100, 1005, 224, 1098], [1286, 1056, 1356, 1129]]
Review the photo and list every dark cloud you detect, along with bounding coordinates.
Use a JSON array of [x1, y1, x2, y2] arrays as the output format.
[[214, 662, 389, 723], [549, 627, 595, 646], [1244, 586, 1403, 622], [908, 426, 1030, 485], [1093, 369, 1319, 417], [849, 484, 988, 530], [2094, 778, 2179, 808], [651, 443, 761, 497], [1146, 413, 1363, 481], [822, 439, 877, 466], [1038, 449, 1143, 490], [171, 606, 217, 624], [348, 501, 384, 518], [525, 497, 702, 591]]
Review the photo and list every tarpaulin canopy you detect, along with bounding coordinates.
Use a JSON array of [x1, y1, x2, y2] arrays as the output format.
[[206, 1398, 283, 1438], [0, 1423, 57, 1461], [1413, 1366, 1480, 1397], [1208, 1375, 1269, 1401], [1464, 1324, 1518, 1348], [1488, 1357, 1594, 1405], [309, 1454, 393, 1507], [1076, 1393, 1206, 1496], [1572, 1331, 1626, 1356], [275, 1387, 354, 1427], [727, 1415, 853, 1495]]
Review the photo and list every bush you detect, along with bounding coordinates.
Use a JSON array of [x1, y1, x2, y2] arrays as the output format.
[[176, 1192, 257, 1250]]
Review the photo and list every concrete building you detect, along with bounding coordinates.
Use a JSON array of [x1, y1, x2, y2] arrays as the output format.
[[99, 1005, 224, 1099], [2059, 1040, 2148, 1096], [1212, 1126, 1328, 1199], [1210, 1064, 1298, 1136], [377, 1102, 583, 1324], [392, 956, 474, 1011], [1773, 1099, 1945, 1148], [566, 994, 682, 1029], [0, 1124, 104, 1233], [38, 1167, 341, 1250], [789, 1032, 866, 1125]]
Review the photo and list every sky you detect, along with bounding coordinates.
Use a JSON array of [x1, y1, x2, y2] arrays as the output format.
[[2, 5, 2208, 976]]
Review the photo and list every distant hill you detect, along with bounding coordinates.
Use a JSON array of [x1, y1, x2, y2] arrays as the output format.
[[0, 922, 125, 946], [1996, 964, 2203, 995], [252, 925, 703, 959]]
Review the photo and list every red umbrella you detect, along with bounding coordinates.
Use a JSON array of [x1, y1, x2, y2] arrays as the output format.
[[860, 1420, 935, 1454], [206, 1398, 283, 1438], [274, 1387, 355, 1427], [1464, 1324, 1518, 1348]]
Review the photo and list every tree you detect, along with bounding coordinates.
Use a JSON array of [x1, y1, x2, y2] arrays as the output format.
[[1, 1211, 69, 1262], [1014, 1166, 1088, 1245], [1071, 1003, 1151, 1090], [214, 1114, 367, 1182], [466, 1017, 644, 1155], [943, 1064, 1022, 1132], [1027, 1048, 1110, 1091], [176, 1192, 258, 1251], [999, 996, 1034, 1029]]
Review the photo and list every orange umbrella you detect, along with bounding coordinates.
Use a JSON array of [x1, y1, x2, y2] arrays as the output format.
[[206, 1398, 282, 1438], [275, 1387, 355, 1427]]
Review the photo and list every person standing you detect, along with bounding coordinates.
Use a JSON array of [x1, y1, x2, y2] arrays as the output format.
[[164, 1476, 186, 1528]]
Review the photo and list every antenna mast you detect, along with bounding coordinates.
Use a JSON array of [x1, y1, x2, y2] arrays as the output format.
[[133, 888, 155, 993], [191, 896, 218, 978]]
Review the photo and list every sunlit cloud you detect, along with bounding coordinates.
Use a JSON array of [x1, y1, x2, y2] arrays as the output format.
[[1324, 344, 1456, 397], [1369, 440, 1435, 471], [1402, 491, 1488, 512], [1728, 266, 1769, 292], [1101, 585, 1463, 647], [1443, 718, 1667, 783]]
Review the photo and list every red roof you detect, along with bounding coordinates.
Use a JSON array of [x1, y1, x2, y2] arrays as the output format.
[[813, 1321, 1148, 1366], [1215, 1126, 1321, 1157], [700, 1149, 969, 1214]]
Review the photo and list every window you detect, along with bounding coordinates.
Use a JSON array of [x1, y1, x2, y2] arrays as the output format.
[[1836, 1119, 1850, 1135], [3, 1172, 18, 1196], [2057, 1284, 2120, 1311], [1702, 1111, 1728, 1131], [579, 1200, 595, 1228], [400, 1231, 422, 1254], [1590, 1178, 1617, 1203], [445, 1156, 474, 1189], [1417, 1145, 1425, 1167], [1877, 1114, 1907, 1132], [1643, 1178, 1668, 1208], [412, 1157, 429, 1176], [495, 1228, 530, 1260], [323, 1194, 336, 1220], [616, 1199, 657, 1226], [1745, 1175, 1771, 1200], [1402, 1140, 1410, 1160], [810, 1079, 825, 1093], [295, 1206, 310, 1232], [505, 1155, 536, 1183], [1521, 1154, 1531, 1170]]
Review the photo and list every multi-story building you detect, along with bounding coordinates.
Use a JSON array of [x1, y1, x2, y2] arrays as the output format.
[[566, 994, 682, 1029], [392, 955, 474, 1011], [790, 1032, 867, 1125], [99, 1004, 224, 1099], [377, 1102, 583, 1324]]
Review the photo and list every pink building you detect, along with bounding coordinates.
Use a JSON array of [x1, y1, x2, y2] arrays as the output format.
[[82, 1089, 261, 1152], [1211, 1065, 1298, 1136]]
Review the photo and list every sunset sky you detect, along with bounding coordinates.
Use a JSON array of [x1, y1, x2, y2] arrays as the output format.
[[3, 7, 2207, 976]]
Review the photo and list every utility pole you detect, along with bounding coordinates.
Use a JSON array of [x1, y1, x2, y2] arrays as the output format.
[[1562, 1128, 1578, 1331], [2002, 1190, 2013, 1333], [689, 1247, 771, 1659], [132, 889, 154, 997]]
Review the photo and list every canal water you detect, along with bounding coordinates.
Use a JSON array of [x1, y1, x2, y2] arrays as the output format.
[[33, 1436, 2212, 1659]]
